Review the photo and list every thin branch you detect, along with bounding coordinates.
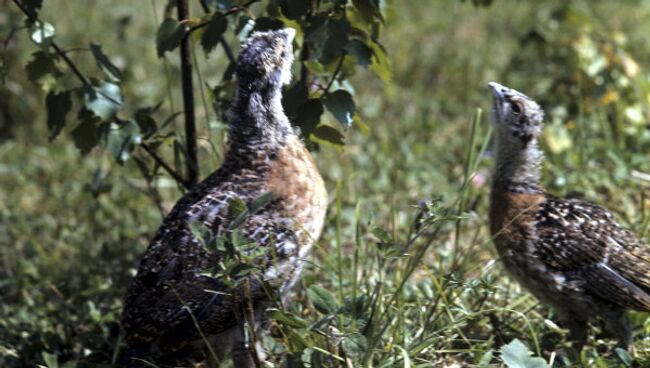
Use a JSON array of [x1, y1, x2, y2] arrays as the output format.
[[142, 143, 191, 190], [12, 0, 90, 85], [12, 0, 189, 189], [325, 54, 345, 92], [178, 0, 199, 187]]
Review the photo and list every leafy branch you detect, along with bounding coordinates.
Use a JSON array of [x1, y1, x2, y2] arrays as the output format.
[[11, 0, 190, 189]]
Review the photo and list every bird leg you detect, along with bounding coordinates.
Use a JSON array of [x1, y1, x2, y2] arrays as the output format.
[[600, 308, 634, 356]]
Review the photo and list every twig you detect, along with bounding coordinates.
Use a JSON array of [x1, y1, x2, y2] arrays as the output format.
[[12, 0, 90, 86], [178, 0, 199, 187], [325, 54, 345, 92], [12, 0, 188, 188], [141, 143, 191, 190]]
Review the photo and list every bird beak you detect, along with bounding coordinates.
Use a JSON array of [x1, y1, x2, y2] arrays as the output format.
[[488, 82, 506, 122], [488, 82, 506, 102]]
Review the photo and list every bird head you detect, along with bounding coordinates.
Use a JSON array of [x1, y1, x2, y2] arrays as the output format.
[[489, 82, 544, 148], [236, 28, 295, 93]]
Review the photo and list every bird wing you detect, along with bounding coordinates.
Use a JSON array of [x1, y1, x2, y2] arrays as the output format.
[[122, 179, 301, 349], [534, 197, 650, 311]]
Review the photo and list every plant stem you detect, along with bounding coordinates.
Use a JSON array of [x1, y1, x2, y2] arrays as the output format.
[[142, 143, 191, 190], [178, 0, 199, 187]]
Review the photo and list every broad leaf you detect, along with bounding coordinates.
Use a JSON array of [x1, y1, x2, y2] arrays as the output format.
[[189, 220, 213, 250], [307, 285, 339, 314], [250, 192, 275, 213], [345, 39, 373, 67], [323, 90, 355, 127], [90, 43, 122, 82], [30, 21, 55, 47], [45, 90, 72, 141], [156, 18, 186, 57], [295, 98, 324, 136], [279, 0, 309, 20], [500, 339, 549, 368], [134, 106, 159, 139], [267, 308, 310, 328], [23, 0, 43, 18], [71, 118, 99, 155], [311, 125, 345, 146], [102, 120, 141, 163], [305, 17, 350, 63], [341, 333, 368, 358], [369, 40, 392, 83], [83, 82, 123, 121], [201, 13, 228, 54], [25, 51, 61, 91], [228, 197, 249, 230]]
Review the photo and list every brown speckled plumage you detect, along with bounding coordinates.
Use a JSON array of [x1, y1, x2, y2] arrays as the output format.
[[488, 82, 650, 353], [121, 29, 327, 366]]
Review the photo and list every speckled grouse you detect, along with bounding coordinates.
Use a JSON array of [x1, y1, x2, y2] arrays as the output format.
[[121, 29, 328, 366], [488, 82, 650, 353]]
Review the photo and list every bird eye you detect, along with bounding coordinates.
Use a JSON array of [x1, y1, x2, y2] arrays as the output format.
[[511, 101, 523, 114]]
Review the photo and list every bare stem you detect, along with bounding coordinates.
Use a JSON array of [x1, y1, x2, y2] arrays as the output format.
[[178, 0, 199, 187], [142, 143, 191, 190]]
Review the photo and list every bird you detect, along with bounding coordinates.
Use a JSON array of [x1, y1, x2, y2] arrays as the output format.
[[120, 28, 328, 367], [487, 81, 650, 355]]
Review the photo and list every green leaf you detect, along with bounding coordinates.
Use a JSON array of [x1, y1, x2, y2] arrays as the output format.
[[251, 17, 285, 33], [279, 0, 310, 20], [371, 226, 391, 243], [134, 106, 159, 139], [42, 352, 59, 368], [345, 39, 373, 67], [45, 90, 72, 141], [310, 125, 345, 146], [90, 43, 122, 82], [478, 350, 494, 368], [352, 0, 384, 24], [30, 21, 55, 47], [369, 40, 392, 83], [25, 51, 62, 91], [500, 339, 549, 368], [323, 90, 355, 127], [613, 348, 633, 367], [83, 82, 123, 121], [71, 118, 99, 155], [341, 333, 368, 358], [250, 191, 275, 214], [231, 263, 258, 278], [201, 13, 228, 54], [305, 17, 350, 63], [307, 285, 339, 314], [156, 18, 186, 57], [296, 98, 324, 136], [23, 0, 43, 18], [228, 197, 249, 230], [189, 221, 213, 250], [303, 60, 326, 75], [267, 308, 310, 328], [102, 120, 141, 164]]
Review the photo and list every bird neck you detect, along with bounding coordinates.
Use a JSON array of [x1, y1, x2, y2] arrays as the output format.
[[492, 135, 543, 190], [228, 85, 292, 156]]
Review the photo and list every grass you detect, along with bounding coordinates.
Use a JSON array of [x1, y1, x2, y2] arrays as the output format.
[[2, 0, 650, 367]]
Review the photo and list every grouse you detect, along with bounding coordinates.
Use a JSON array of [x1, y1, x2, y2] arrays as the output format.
[[121, 29, 328, 367], [488, 82, 650, 354]]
